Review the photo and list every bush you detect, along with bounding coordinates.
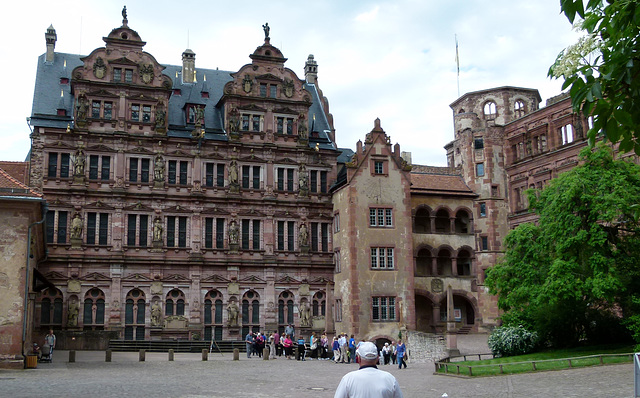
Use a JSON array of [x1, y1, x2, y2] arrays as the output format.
[[488, 325, 539, 357]]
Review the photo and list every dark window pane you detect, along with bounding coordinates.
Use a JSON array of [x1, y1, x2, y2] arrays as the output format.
[[60, 153, 70, 178], [113, 68, 121, 82], [89, 155, 99, 179], [99, 213, 108, 245], [87, 212, 97, 245], [310, 171, 317, 193], [216, 164, 225, 187], [214, 300, 223, 324], [131, 104, 140, 121], [179, 161, 188, 185], [92, 101, 101, 118], [253, 220, 260, 250], [141, 159, 149, 183], [128, 215, 137, 246], [168, 161, 176, 184], [125, 69, 133, 83], [101, 156, 110, 180], [84, 299, 93, 324], [57, 211, 68, 244], [104, 102, 112, 119], [46, 212, 55, 243], [216, 218, 224, 249], [136, 299, 145, 324], [129, 158, 138, 182], [260, 84, 267, 97], [252, 115, 260, 131], [320, 171, 327, 193], [125, 299, 133, 324], [252, 300, 259, 323], [176, 299, 185, 316], [277, 169, 284, 191], [205, 218, 213, 249], [204, 300, 212, 324], [142, 105, 151, 123], [277, 221, 284, 251], [269, 85, 277, 98], [242, 220, 250, 250], [178, 217, 187, 247], [287, 221, 294, 251], [41, 298, 51, 324], [47, 153, 58, 178], [139, 215, 148, 246], [242, 166, 250, 189], [96, 299, 105, 324], [311, 222, 318, 252], [253, 166, 260, 189], [166, 299, 173, 316], [53, 298, 63, 324], [287, 169, 294, 191], [321, 223, 328, 252], [205, 163, 214, 187], [167, 216, 175, 247]]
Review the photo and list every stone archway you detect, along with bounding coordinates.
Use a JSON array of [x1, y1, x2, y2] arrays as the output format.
[[415, 294, 435, 333]]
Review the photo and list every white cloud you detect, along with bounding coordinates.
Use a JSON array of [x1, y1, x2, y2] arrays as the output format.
[[0, 0, 580, 167]]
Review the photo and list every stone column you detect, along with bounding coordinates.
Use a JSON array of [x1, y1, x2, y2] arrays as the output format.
[[446, 285, 459, 355]]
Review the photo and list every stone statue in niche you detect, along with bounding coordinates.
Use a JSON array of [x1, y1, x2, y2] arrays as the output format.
[[67, 297, 79, 327], [153, 218, 163, 242], [151, 300, 162, 327], [299, 301, 311, 327], [229, 160, 239, 186], [70, 213, 83, 239], [76, 96, 88, 122], [227, 300, 239, 326], [154, 155, 165, 181], [228, 220, 239, 245], [299, 223, 309, 247], [74, 148, 85, 176], [298, 164, 308, 195]]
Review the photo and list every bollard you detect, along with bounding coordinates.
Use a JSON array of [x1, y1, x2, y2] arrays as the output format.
[[69, 350, 76, 363], [168, 349, 174, 361], [105, 349, 112, 362], [263, 347, 269, 360], [233, 348, 239, 361], [139, 349, 146, 362], [202, 348, 208, 361], [294, 346, 299, 360]]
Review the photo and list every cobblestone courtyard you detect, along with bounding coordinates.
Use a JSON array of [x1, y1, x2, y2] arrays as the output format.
[[0, 336, 634, 397]]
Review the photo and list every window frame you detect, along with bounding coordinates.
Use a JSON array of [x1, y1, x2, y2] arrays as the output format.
[[370, 247, 395, 269], [372, 296, 396, 322]]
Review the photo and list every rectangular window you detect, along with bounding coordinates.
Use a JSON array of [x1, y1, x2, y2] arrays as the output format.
[[269, 85, 277, 98], [320, 171, 328, 193], [334, 251, 341, 273], [374, 161, 384, 174], [168, 161, 177, 184], [242, 115, 249, 131], [87, 213, 97, 245], [481, 236, 489, 251], [479, 202, 487, 218], [474, 138, 484, 149], [277, 117, 284, 134], [286, 118, 294, 135], [216, 218, 224, 249], [252, 115, 260, 131], [240, 219, 260, 250], [142, 105, 151, 123], [217, 164, 225, 187], [129, 158, 138, 182], [310, 171, 317, 193], [369, 208, 393, 227], [131, 104, 140, 121], [371, 247, 394, 269], [89, 155, 99, 180], [104, 102, 113, 119], [204, 218, 214, 249], [335, 299, 342, 322], [205, 218, 225, 249], [242, 166, 250, 189], [141, 159, 149, 183], [277, 168, 284, 191], [311, 222, 318, 252], [560, 124, 574, 145], [476, 163, 485, 177], [260, 83, 267, 97], [167, 216, 175, 247], [125, 69, 133, 83], [127, 214, 149, 247], [57, 211, 68, 244], [287, 221, 295, 251], [253, 166, 260, 189], [99, 213, 109, 245], [372, 297, 396, 321], [277, 221, 295, 251], [205, 163, 214, 187], [166, 216, 188, 248], [321, 223, 328, 252], [286, 169, 294, 191], [101, 156, 110, 180], [252, 220, 260, 250], [47, 153, 58, 178], [60, 153, 70, 178], [277, 221, 285, 251], [92, 101, 101, 118], [178, 217, 187, 247], [334, 213, 340, 233], [113, 68, 122, 82], [179, 161, 188, 185], [242, 219, 250, 250]]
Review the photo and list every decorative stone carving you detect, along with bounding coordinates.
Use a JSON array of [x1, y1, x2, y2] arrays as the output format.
[[227, 300, 239, 326], [151, 281, 163, 295], [67, 297, 79, 327], [74, 148, 85, 176], [298, 283, 310, 296], [298, 164, 308, 197], [431, 278, 444, 293], [298, 223, 309, 247], [262, 22, 270, 40], [228, 282, 239, 295], [70, 213, 83, 240], [75, 96, 89, 127], [228, 220, 239, 245], [155, 105, 166, 134], [283, 78, 294, 98], [93, 57, 106, 79], [152, 217, 163, 242], [242, 75, 253, 93], [153, 155, 165, 182], [151, 300, 162, 327], [140, 64, 154, 84], [67, 279, 81, 293], [299, 301, 311, 327]]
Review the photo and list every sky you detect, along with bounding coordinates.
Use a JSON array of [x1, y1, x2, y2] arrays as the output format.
[[0, 1, 580, 166]]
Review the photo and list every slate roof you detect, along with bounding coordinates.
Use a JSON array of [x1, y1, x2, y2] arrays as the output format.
[[0, 166, 42, 198], [30, 51, 336, 151], [410, 172, 476, 197]]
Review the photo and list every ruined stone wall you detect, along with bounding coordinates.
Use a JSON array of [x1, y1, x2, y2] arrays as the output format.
[[405, 330, 448, 363]]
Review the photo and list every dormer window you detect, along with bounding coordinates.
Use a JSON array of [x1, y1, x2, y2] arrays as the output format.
[[125, 69, 133, 83], [270, 85, 277, 98], [260, 83, 267, 97]]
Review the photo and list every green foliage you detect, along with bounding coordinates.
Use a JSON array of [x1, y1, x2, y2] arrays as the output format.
[[486, 145, 640, 347], [488, 326, 539, 358], [550, 0, 640, 155]]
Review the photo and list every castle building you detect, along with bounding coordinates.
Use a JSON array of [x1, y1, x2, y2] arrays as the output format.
[[28, 14, 338, 347]]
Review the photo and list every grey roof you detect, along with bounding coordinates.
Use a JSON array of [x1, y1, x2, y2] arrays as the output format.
[[29, 52, 336, 151]]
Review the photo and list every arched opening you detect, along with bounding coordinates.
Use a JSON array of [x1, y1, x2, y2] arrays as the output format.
[[434, 209, 450, 233], [438, 295, 476, 329], [165, 289, 185, 316], [241, 290, 260, 336], [437, 248, 453, 276], [457, 249, 472, 276], [204, 290, 223, 341], [125, 289, 146, 340], [415, 248, 433, 276], [414, 207, 431, 233], [454, 209, 471, 234], [312, 291, 326, 317], [83, 288, 105, 330], [415, 294, 436, 333], [39, 288, 64, 328], [278, 291, 294, 335]]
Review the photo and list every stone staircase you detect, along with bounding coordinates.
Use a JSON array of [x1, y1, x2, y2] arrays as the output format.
[[456, 325, 473, 335], [108, 340, 247, 353]]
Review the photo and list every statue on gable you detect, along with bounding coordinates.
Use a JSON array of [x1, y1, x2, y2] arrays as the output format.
[[262, 22, 270, 40]]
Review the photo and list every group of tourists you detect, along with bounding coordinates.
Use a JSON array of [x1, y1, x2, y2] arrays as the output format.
[[380, 340, 408, 368]]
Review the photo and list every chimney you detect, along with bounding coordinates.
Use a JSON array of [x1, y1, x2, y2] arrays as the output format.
[[182, 49, 195, 83], [45, 25, 57, 63], [400, 151, 412, 165], [304, 54, 318, 84]]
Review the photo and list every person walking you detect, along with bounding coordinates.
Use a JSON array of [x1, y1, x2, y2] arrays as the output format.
[[334, 341, 404, 398], [332, 337, 340, 363], [348, 334, 356, 364], [283, 334, 294, 360], [338, 333, 348, 363], [245, 331, 253, 359], [44, 329, 56, 360], [396, 339, 407, 369]]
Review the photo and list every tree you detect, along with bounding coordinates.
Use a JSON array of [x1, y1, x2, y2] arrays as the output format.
[[549, 0, 640, 155], [485, 145, 640, 347]]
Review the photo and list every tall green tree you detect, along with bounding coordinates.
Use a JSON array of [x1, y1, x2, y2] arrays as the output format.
[[549, 0, 640, 155], [486, 145, 640, 347]]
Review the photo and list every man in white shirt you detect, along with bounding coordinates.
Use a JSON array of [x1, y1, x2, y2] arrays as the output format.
[[334, 341, 404, 398], [338, 333, 347, 363]]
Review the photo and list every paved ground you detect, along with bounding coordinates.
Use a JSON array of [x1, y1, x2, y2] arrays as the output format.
[[0, 336, 635, 398]]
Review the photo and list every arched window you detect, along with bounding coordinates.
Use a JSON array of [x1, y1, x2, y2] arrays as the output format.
[[125, 289, 146, 340], [242, 290, 259, 325], [204, 290, 224, 341], [312, 291, 326, 316], [434, 209, 451, 233], [83, 288, 105, 329], [165, 289, 185, 316], [437, 248, 453, 276], [278, 291, 294, 333], [514, 100, 525, 118], [416, 248, 433, 276], [483, 101, 497, 119], [414, 207, 431, 233], [39, 288, 63, 326], [457, 249, 472, 276], [454, 209, 472, 234]]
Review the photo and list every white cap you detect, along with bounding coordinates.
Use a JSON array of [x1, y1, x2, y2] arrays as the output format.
[[356, 341, 378, 360]]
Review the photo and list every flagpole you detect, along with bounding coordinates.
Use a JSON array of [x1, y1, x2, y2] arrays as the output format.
[[455, 34, 460, 98]]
